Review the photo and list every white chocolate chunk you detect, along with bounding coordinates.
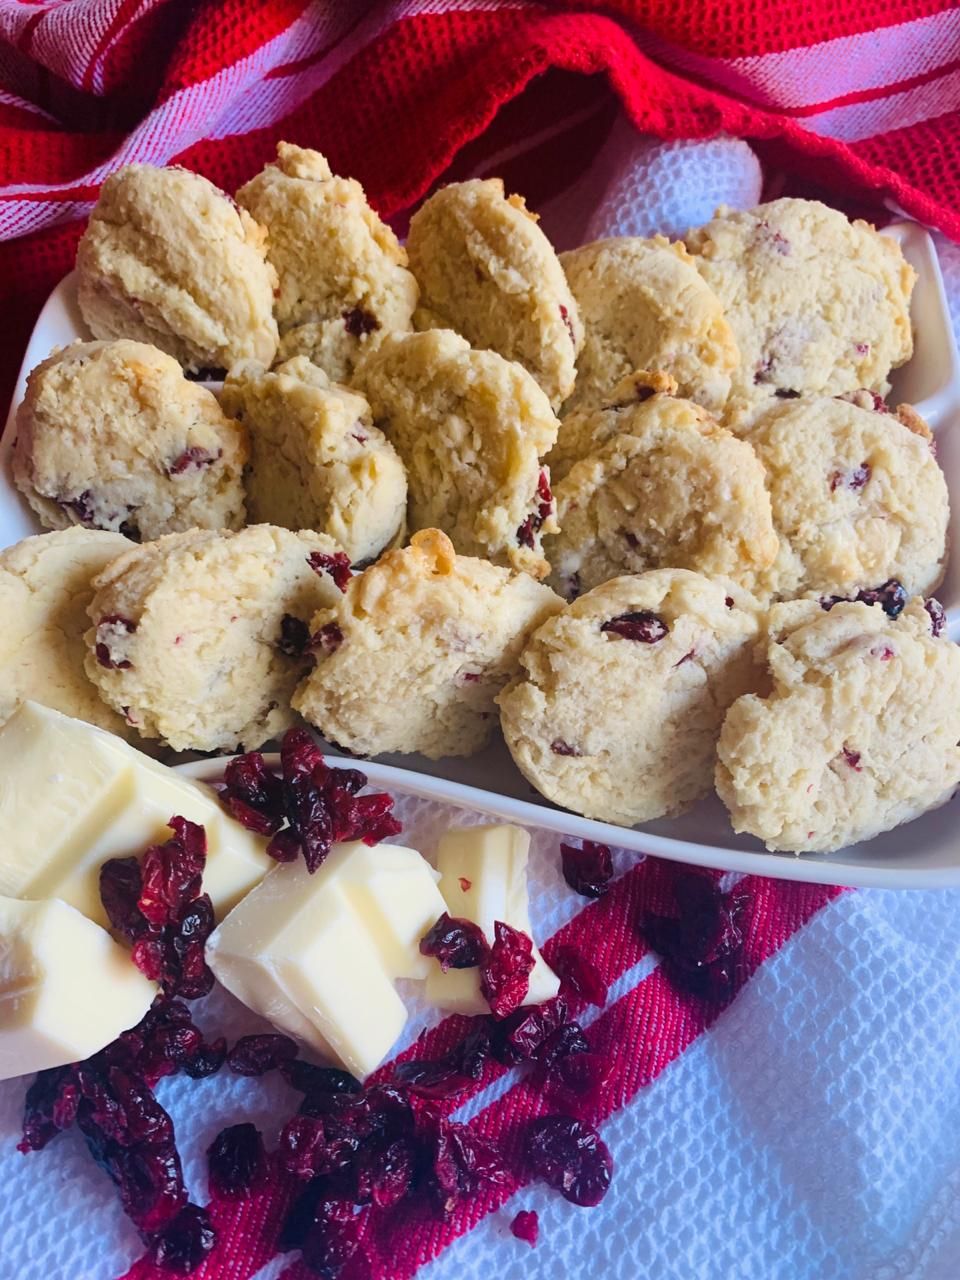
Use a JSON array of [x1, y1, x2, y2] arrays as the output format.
[[424, 823, 560, 1015], [208, 840, 444, 1078], [0, 894, 157, 1081], [0, 702, 271, 927]]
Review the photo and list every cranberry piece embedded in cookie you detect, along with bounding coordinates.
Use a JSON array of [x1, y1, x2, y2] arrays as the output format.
[[829, 463, 871, 492], [277, 613, 311, 658], [600, 610, 668, 643], [841, 746, 862, 771], [311, 621, 344, 654], [342, 307, 380, 337], [95, 614, 137, 669], [550, 739, 582, 757], [166, 446, 222, 476], [857, 578, 907, 619], [559, 303, 576, 347], [925, 598, 946, 636], [307, 550, 352, 592], [56, 490, 96, 526]]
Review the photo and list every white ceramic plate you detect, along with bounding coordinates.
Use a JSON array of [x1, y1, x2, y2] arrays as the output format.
[[4, 225, 960, 890]]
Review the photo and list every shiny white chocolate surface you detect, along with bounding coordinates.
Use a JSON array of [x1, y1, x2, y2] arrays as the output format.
[[0, 894, 156, 1081], [0, 702, 272, 926], [207, 840, 444, 1077], [424, 823, 560, 1014]]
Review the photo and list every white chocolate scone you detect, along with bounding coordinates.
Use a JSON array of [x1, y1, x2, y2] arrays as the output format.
[[750, 395, 948, 599], [559, 236, 739, 415], [293, 529, 564, 759], [76, 165, 278, 371], [497, 570, 764, 825], [13, 340, 248, 540], [0, 529, 133, 735], [407, 179, 582, 408], [685, 199, 915, 428], [221, 357, 406, 564], [84, 526, 346, 752], [545, 392, 778, 598], [237, 143, 418, 382], [716, 597, 960, 853], [355, 329, 560, 579]]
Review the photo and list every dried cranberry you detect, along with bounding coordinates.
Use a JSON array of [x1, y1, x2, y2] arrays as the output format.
[[278, 613, 311, 658], [525, 1115, 612, 1206], [18, 1065, 80, 1152], [841, 746, 862, 771], [511, 1209, 539, 1246], [829, 462, 871, 492], [480, 921, 534, 1019], [308, 550, 352, 592], [166, 446, 222, 477], [774, 388, 800, 399], [119, 999, 223, 1086], [95, 613, 136, 669], [551, 945, 609, 1007], [158, 894, 215, 999], [543, 1050, 613, 1113], [302, 1206, 360, 1278], [227, 1033, 299, 1076], [57, 489, 95, 526], [146, 1203, 216, 1274], [431, 1118, 510, 1215], [138, 817, 206, 927], [278, 1114, 359, 1180], [219, 751, 285, 834], [393, 1058, 475, 1099], [100, 857, 146, 944], [492, 998, 569, 1064], [641, 868, 747, 999], [550, 738, 582, 756], [281, 1059, 362, 1096], [600, 610, 668, 643], [536, 1021, 590, 1068], [560, 840, 613, 898], [516, 469, 554, 547], [926, 598, 946, 636], [821, 579, 907, 620], [207, 1123, 266, 1200], [184, 366, 228, 382], [342, 307, 380, 337], [312, 621, 344, 654], [356, 1136, 416, 1207], [559, 303, 576, 346], [420, 911, 490, 971]]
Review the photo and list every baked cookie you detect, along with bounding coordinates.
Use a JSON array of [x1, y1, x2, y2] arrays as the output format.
[[84, 525, 346, 752], [221, 357, 406, 564], [497, 570, 763, 825], [750, 395, 948, 599], [77, 164, 278, 372], [355, 329, 560, 579], [293, 529, 564, 759], [545, 393, 778, 599], [684, 199, 915, 428], [406, 179, 582, 408], [559, 236, 739, 415], [547, 370, 683, 483], [716, 596, 960, 853], [13, 340, 248, 540], [0, 528, 132, 735], [236, 143, 418, 382]]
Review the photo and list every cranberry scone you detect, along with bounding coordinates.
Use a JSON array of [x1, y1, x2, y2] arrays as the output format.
[[293, 529, 564, 759], [221, 357, 406, 564], [355, 329, 560, 579], [684, 199, 915, 429], [750, 394, 948, 600], [559, 236, 739, 415], [406, 178, 582, 408], [545, 389, 778, 599], [716, 595, 960, 852], [236, 143, 418, 381], [497, 570, 764, 825], [0, 528, 132, 735], [13, 340, 248, 540], [84, 526, 347, 752], [76, 164, 278, 372]]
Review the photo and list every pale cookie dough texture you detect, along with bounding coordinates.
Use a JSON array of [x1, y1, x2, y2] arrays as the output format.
[[559, 236, 739, 415], [547, 370, 680, 482], [545, 390, 778, 599], [355, 329, 560, 579], [237, 143, 418, 381], [716, 597, 960, 853], [84, 525, 346, 752], [685, 199, 915, 428], [77, 164, 278, 371], [0, 528, 133, 736], [13, 340, 248, 541], [497, 570, 764, 825], [293, 529, 564, 760], [221, 357, 406, 565], [750, 395, 948, 599], [406, 178, 582, 408]]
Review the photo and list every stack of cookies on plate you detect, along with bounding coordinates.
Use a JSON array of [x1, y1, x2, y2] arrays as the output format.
[[4, 142, 957, 855]]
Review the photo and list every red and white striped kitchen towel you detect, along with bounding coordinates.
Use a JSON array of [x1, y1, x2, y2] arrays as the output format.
[[2, 4, 960, 1278]]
